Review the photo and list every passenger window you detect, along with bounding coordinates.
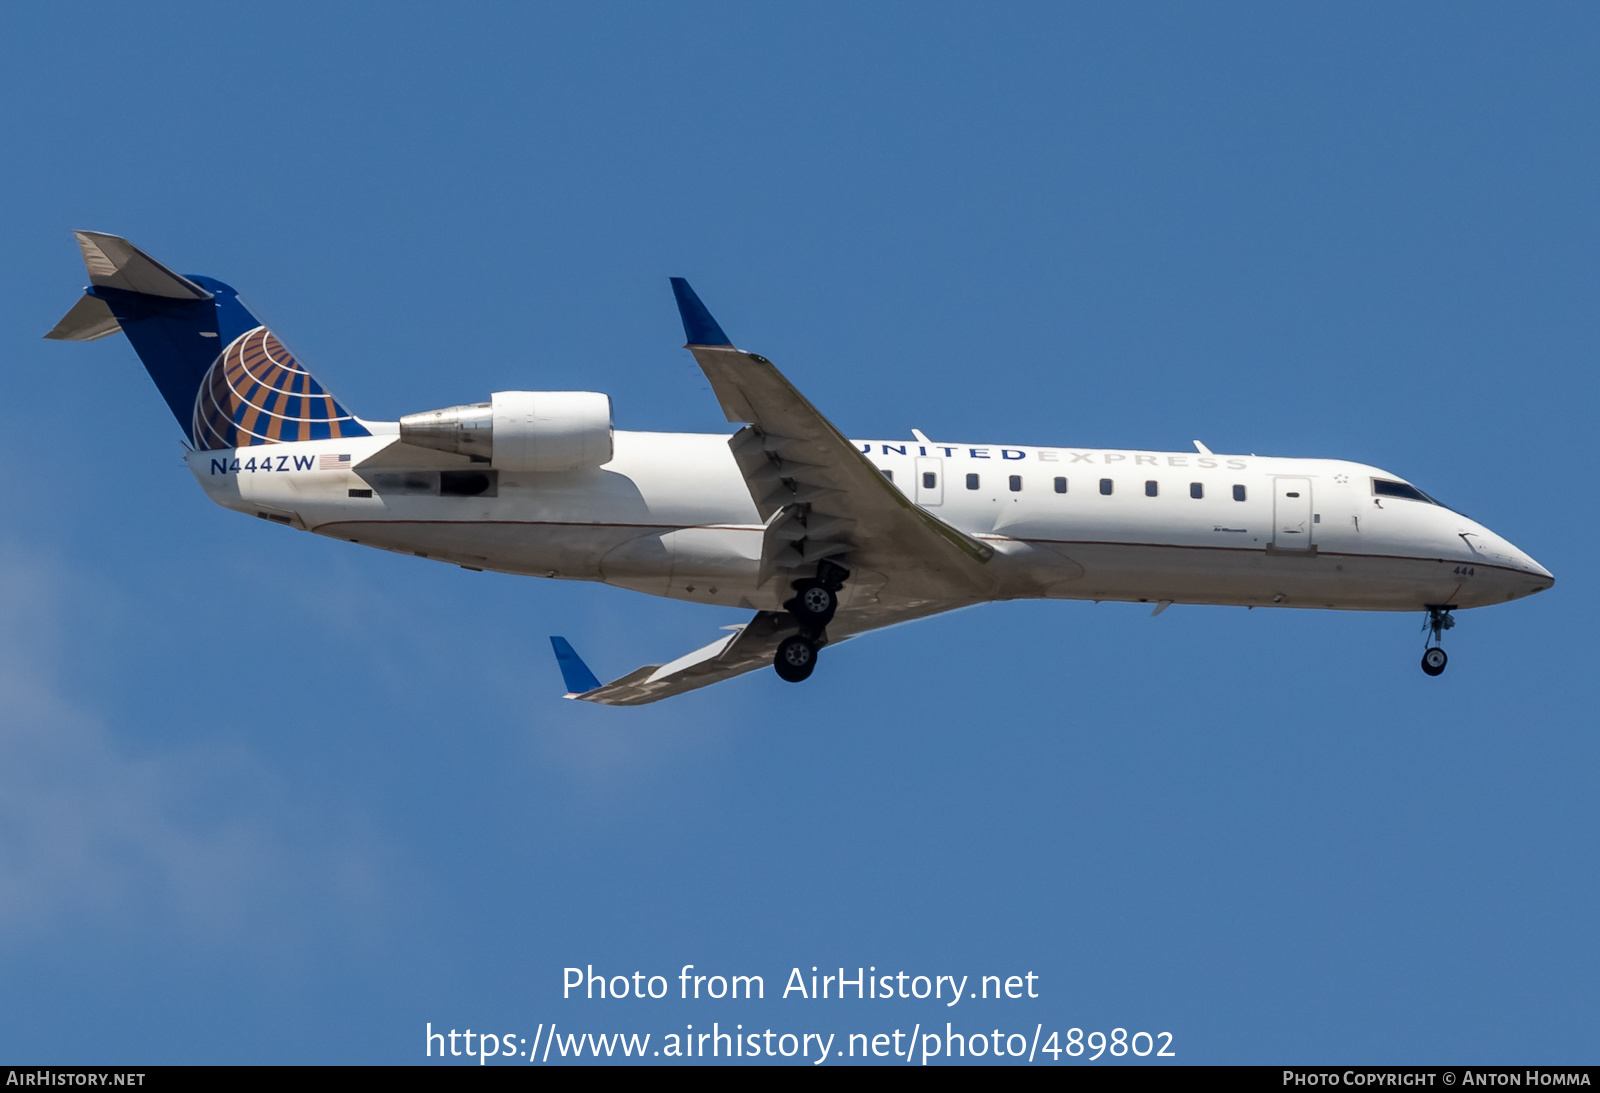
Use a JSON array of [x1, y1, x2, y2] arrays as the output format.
[[923, 472, 937, 489], [1233, 484, 1246, 501], [1190, 482, 1203, 499], [1054, 477, 1067, 494], [1099, 478, 1113, 495], [1009, 475, 1022, 492], [1145, 480, 1158, 497], [966, 473, 979, 490]]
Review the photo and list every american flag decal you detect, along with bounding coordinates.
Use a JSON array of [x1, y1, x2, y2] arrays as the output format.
[[319, 453, 353, 471]]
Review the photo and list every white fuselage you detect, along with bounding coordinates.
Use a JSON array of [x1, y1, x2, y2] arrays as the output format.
[[188, 429, 1554, 616]]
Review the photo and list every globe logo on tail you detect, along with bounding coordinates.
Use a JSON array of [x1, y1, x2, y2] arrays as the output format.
[[191, 326, 369, 449]]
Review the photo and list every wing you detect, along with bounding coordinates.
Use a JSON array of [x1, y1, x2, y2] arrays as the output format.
[[551, 599, 958, 707], [548, 280, 994, 707], [670, 279, 994, 602]]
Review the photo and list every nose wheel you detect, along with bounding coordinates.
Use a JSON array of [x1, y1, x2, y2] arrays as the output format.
[[1420, 605, 1456, 677]]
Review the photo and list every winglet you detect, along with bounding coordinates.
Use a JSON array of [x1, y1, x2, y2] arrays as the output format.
[[550, 636, 603, 697], [670, 277, 732, 346]]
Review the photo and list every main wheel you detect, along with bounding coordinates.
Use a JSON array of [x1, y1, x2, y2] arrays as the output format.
[[1421, 647, 1448, 676], [787, 580, 837, 627], [774, 635, 817, 683]]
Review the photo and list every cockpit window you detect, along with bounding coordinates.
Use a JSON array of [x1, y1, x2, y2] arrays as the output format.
[[1373, 479, 1444, 506]]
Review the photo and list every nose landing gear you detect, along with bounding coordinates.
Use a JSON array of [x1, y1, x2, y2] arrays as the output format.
[[1420, 605, 1456, 677], [774, 560, 849, 683]]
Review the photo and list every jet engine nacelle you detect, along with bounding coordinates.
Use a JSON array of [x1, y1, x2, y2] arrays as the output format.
[[399, 391, 613, 471]]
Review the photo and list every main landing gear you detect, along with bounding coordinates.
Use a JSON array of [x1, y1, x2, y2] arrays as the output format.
[[774, 634, 818, 683], [774, 560, 848, 683], [1420, 605, 1456, 677]]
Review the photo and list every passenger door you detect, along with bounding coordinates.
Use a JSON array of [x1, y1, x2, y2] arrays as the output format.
[[915, 457, 944, 506], [1273, 477, 1313, 550]]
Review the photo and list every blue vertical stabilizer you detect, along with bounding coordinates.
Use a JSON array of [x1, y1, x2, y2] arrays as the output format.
[[46, 232, 369, 449]]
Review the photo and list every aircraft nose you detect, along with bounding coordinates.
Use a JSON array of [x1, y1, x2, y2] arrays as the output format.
[[1458, 521, 1553, 595], [1519, 552, 1554, 584], [1497, 538, 1554, 591]]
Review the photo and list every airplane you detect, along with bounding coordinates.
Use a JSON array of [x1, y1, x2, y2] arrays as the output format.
[[47, 232, 1554, 705]]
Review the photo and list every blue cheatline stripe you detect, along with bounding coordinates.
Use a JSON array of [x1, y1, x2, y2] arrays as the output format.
[[669, 277, 732, 346], [549, 637, 602, 695]]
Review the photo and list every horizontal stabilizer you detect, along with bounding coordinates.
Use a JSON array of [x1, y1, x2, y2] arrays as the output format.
[[44, 293, 121, 341], [550, 637, 602, 696], [73, 231, 210, 300]]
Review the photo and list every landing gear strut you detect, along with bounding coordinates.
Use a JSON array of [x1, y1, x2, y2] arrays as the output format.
[[1420, 605, 1455, 677], [774, 560, 849, 683]]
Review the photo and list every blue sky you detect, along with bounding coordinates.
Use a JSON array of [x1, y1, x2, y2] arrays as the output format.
[[0, 2, 1595, 1065]]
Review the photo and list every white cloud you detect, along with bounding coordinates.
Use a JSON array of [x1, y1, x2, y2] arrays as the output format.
[[0, 543, 384, 947]]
